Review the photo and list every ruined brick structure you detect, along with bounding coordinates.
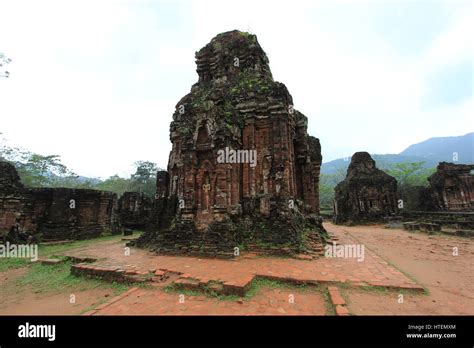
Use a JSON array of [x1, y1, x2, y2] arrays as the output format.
[[27, 188, 118, 241], [0, 162, 36, 241], [117, 191, 152, 231], [139, 30, 326, 257], [333, 152, 398, 224], [428, 162, 474, 211], [146, 171, 177, 232], [398, 185, 438, 212], [0, 161, 119, 242]]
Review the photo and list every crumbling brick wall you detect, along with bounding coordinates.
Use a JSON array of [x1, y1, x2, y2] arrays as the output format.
[[398, 185, 438, 212], [28, 188, 118, 241], [117, 191, 152, 231], [1, 161, 119, 242]]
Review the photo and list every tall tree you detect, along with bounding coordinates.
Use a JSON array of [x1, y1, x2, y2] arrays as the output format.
[[384, 162, 435, 187], [131, 161, 157, 184], [0, 136, 75, 187], [17, 154, 75, 187], [130, 161, 159, 196], [96, 175, 133, 196], [319, 168, 347, 207]]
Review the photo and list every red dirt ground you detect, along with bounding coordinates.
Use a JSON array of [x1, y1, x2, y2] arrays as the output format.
[[336, 224, 474, 315], [0, 267, 117, 315]]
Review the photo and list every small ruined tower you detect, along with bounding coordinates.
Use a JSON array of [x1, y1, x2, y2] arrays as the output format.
[[428, 162, 474, 211], [333, 152, 398, 225], [139, 30, 326, 257]]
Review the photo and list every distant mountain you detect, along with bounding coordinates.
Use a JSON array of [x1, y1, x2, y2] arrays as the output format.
[[400, 132, 474, 161], [321, 132, 474, 175]]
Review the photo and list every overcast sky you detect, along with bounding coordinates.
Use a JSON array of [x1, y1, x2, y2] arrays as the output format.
[[0, 0, 472, 178]]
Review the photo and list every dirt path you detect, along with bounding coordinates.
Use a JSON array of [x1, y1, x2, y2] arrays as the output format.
[[0, 267, 122, 315], [324, 223, 474, 315]]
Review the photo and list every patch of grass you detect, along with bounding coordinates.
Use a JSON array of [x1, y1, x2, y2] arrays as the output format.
[[38, 234, 125, 258], [245, 277, 320, 298], [339, 282, 390, 295], [0, 258, 30, 272], [321, 287, 336, 316], [245, 278, 286, 298], [336, 281, 427, 297], [250, 253, 293, 260], [215, 294, 240, 301], [0, 232, 135, 273], [16, 261, 129, 294]]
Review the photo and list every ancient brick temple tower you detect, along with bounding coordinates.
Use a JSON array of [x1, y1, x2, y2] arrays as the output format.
[[428, 162, 474, 211], [138, 30, 327, 257], [333, 152, 398, 225]]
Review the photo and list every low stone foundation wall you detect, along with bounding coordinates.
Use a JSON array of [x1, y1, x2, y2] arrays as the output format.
[[401, 211, 474, 230], [1, 161, 120, 242]]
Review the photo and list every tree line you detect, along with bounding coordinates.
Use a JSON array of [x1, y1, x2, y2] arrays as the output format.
[[0, 135, 160, 198]]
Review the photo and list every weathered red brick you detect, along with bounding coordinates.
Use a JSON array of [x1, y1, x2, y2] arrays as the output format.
[[335, 305, 350, 316]]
